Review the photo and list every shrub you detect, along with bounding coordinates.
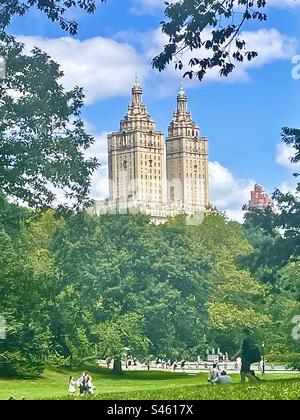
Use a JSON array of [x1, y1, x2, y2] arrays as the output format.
[[288, 353, 300, 371], [46, 353, 72, 370], [0, 351, 45, 378], [265, 352, 300, 369]]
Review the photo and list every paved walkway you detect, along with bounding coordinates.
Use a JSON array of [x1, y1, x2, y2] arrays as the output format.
[[99, 361, 293, 374]]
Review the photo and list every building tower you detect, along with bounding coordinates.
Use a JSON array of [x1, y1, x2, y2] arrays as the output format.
[[166, 85, 209, 212], [249, 184, 274, 209], [108, 77, 165, 208]]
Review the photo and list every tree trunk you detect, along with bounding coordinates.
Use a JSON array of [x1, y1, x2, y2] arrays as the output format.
[[112, 356, 123, 375]]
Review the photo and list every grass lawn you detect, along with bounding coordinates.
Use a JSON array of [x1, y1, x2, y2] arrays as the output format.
[[0, 367, 299, 400]]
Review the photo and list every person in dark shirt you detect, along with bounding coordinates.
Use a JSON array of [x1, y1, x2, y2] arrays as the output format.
[[233, 329, 260, 383]]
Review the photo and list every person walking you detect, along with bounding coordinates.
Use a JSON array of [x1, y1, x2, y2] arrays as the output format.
[[233, 329, 261, 383], [77, 372, 86, 395], [86, 375, 95, 395]]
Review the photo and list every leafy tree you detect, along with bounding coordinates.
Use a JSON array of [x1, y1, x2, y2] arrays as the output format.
[[243, 127, 299, 283], [1, 1, 276, 82], [266, 128, 299, 244], [92, 313, 150, 374], [0, 0, 107, 35], [281, 127, 300, 175], [241, 127, 300, 360], [204, 247, 272, 354], [0, 222, 52, 377], [278, 262, 300, 303], [243, 206, 277, 236], [50, 213, 207, 362], [273, 136, 299, 256], [241, 221, 294, 284], [153, 0, 267, 80], [0, 35, 98, 208], [1, 202, 298, 377], [168, 214, 274, 355], [0, 192, 28, 238]]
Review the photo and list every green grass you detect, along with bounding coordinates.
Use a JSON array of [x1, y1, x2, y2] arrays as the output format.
[[90, 377, 300, 401], [0, 366, 299, 400]]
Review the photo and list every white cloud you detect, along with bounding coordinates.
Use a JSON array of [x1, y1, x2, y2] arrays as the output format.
[[139, 27, 296, 91], [81, 124, 109, 199], [130, 0, 174, 15], [276, 142, 299, 198], [224, 209, 246, 224], [267, 0, 300, 8], [276, 143, 300, 171], [90, 163, 109, 200], [15, 25, 296, 104], [277, 179, 298, 195], [241, 29, 296, 68], [16, 35, 149, 105], [209, 161, 256, 222]]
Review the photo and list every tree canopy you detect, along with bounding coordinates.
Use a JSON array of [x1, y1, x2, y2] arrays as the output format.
[[1, 199, 297, 377], [0, 0, 107, 35], [0, 0, 273, 82], [0, 35, 98, 208], [152, 0, 266, 80]]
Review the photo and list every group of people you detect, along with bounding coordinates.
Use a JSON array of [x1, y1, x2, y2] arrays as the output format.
[[66, 329, 262, 396], [155, 358, 186, 371], [126, 358, 138, 368], [68, 372, 95, 396], [210, 328, 263, 384], [157, 358, 185, 371]]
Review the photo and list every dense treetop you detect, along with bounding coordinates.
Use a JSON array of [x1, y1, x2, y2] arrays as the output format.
[[0, 35, 98, 208], [0, 199, 299, 377], [0, 1, 272, 82]]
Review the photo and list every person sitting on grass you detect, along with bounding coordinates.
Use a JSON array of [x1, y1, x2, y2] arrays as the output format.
[[208, 363, 220, 383], [212, 370, 232, 385]]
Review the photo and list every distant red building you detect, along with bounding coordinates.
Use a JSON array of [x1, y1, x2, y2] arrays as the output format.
[[249, 184, 274, 209]]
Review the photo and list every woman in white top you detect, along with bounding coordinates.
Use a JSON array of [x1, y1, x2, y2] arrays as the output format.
[[209, 363, 220, 382], [68, 377, 76, 395]]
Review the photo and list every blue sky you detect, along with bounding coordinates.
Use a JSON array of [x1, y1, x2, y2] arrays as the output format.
[[8, 0, 300, 220]]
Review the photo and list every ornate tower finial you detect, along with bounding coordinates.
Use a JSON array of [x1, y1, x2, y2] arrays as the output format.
[[177, 82, 187, 113], [134, 74, 141, 89], [132, 74, 142, 105], [179, 81, 184, 94]]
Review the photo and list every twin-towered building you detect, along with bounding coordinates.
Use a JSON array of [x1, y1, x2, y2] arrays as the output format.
[[92, 78, 209, 223]]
